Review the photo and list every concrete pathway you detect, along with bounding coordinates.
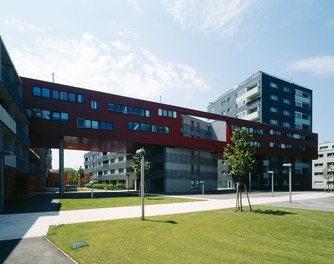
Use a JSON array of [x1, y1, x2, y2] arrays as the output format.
[[0, 191, 333, 264], [1, 191, 333, 241]]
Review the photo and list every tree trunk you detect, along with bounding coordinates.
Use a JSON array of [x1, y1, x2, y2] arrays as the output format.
[[235, 182, 252, 212]]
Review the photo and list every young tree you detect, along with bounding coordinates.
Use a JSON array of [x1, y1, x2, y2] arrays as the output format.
[[322, 165, 334, 192], [77, 166, 85, 187], [131, 150, 151, 193], [223, 128, 256, 212]]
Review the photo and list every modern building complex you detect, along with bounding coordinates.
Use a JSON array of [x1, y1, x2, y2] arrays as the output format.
[[208, 71, 314, 190], [0, 36, 319, 208], [312, 142, 334, 190], [0, 37, 47, 213]]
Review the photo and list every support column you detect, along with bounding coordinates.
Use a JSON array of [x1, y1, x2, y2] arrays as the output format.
[[59, 136, 64, 196]]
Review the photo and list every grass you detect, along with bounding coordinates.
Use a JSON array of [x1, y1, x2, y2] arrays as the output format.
[[59, 194, 201, 211], [47, 206, 334, 264]]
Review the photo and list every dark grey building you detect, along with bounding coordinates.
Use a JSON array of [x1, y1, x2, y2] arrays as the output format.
[[208, 71, 314, 190], [208, 71, 312, 131]]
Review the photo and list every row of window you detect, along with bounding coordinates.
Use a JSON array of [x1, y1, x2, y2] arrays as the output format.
[[268, 142, 292, 149], [107, 103, 150, 117], [33, 86, 85, 104], [25, 108, 68, 122], [314, 162, 334, 167], [269, 82, 293, 93], [158, 108, 177, 118], [77, 118, 113, 131], [319, 145, 334, 150], [128, 121, 170, 134]]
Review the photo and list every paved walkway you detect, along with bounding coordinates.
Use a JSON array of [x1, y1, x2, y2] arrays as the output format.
[[0, 191, 333, 263]]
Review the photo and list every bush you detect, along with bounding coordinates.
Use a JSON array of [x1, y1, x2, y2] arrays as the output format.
[[85, 182, 125, 190]]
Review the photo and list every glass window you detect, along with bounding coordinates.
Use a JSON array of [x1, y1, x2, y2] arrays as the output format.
[[32, 109, 41, 118], [41, 88, 50, 98], [158, 109, 163, 116], [33, 87, 41, 96], [92, 120, 99, 129], [68, 93, 76, 102], [283, 87, 291, 93], [270, 82, 278, 88], [60, 91, 68, 101], [53, 112, 60, 121], [270, 95, 278, 101], [52, 90, 60, 99], [91, 100, 98, 109], [25, 108, 32, 117], [61, 112, 68, 121], [42, 110, 51, 120], [283, 98, 291, 104], [77, 94, 85, 103], [77, 118, 84, 128], [85, 120, 91, 128]]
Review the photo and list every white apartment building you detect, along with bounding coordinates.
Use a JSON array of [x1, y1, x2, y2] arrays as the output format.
[[312, 142, 334, 190]]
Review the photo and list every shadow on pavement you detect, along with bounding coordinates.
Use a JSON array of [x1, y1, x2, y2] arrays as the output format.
[[4, 192, 60, 214]]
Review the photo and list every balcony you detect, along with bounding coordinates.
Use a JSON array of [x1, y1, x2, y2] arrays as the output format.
[[0, 104, 16, 134], [243, 110, 260, 122], [236, 85, 260, 103]]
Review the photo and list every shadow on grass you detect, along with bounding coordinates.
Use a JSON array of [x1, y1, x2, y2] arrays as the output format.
[[145, 219, 178, 224], [253, 209, 296, 216]]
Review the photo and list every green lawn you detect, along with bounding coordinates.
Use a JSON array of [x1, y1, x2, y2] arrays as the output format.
[[59, 195, 200, 211], [47, 207, 334, 264]]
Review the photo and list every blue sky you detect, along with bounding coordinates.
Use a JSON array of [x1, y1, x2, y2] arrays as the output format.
[[1, 0, 334, 169]]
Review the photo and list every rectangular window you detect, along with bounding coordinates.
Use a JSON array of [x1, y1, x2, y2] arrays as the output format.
[[68, 93, 76, 102], [92, 120, 99, 129], [61, 112, 68, 121], [41, 88, 50, 98], [270, 107, 279, 113], [77, 94, 85, 103], [32, 109, 41, 118], [33, 86, 41, 96], [270, 95, 278, 101], [283, 87, 291, 93], [283, 98, 291, 104], [270, 119, 278, 125], [52, 90, 60, 99], [42, 110, 51, 120], [53, 112, 61, 121], [283, 110, 290, 116], [91, 100, 98, 110], [60, 91, 68, 101], [283, 122, 290, 128], [270, 82, 278, 89]]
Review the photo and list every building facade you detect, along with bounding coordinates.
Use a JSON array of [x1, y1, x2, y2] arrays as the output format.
[[312, 142, 334, 191], [0, 37, 47, 212], [208, 71, 314, 190]]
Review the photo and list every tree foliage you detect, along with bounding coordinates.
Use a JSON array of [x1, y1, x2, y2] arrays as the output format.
[[131, 150, 151, 177], [223, 128, 256, 182], [322, 165, 334, 191], [65, 167, 78, 185]]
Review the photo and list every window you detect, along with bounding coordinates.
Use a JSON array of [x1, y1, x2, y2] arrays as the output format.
[[270, 107, 279, 113], [128, 121, 169, 134], [52, 90, 60, 99], [158, 108, 177, 118], [270, 95, 278, 101], [327, 153, 334, 157], [295, 100, 303, 107], [41, 88, 50, 98], [77, 118, 112, 130], [61, 113, 68, 121], [283, 87, 291, 93], [282, 122, 290, 128], [295, 112, 303, 119], [227, 97, 231, 102], [91, 100, 98, 110], [77, 94, 85, 103], [283, 110, 291, 116], [68, 93, 76, 102], [314, 163, 323, 167], [270, 82, 278, 89], [270, 119, 278, 125], [33, 86, 41, 96], [60, 91, 68, 101], [42, 110, 51, 120], [283, 98, 291, 104]]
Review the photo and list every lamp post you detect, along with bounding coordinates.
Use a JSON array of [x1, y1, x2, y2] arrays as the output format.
[[0, 151, 14, 214], [200, 181, 204, 195], [268, 170, 274, 197], [136, 148, 145, 220], [283, 163, 292, 203]]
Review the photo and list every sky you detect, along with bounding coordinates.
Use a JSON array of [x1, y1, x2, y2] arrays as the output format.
[[1, 0, 334, 169]]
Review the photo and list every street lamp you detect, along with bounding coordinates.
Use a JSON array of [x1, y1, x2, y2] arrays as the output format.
[[0, 150, 14, 214], [268, 170, 274, 197], [283, 163, 292, 203], [136, 148, 145, 220]]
